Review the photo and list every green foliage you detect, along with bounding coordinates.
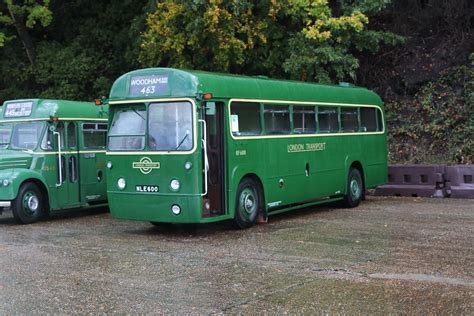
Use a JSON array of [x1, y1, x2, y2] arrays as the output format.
[[140, 0, 268, 72], [140, 0, 402, 83], [33, 42, 104, 99], [0, 0, 145, 101], [386, 56, 474, 164], [0, 0, 52, 47]]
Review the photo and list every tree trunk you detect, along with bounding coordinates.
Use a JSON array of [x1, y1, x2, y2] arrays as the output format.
[[8, 4, 36, 66]]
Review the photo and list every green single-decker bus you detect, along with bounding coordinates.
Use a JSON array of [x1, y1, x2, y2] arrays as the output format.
[[106, 68, 387, 228], [0, 99, 108, 224]]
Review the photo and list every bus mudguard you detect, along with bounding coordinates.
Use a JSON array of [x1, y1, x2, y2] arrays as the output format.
[[0, 169, 49, 201]]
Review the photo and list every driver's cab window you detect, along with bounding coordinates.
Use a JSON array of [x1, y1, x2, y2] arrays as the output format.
[[41, 122, 65, 150]]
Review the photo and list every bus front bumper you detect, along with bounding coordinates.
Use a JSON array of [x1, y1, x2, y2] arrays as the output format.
[[107, 191, 203, 223], [0, 201, 11, 208]]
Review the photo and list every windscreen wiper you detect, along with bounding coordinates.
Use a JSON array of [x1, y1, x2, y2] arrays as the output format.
[[132, 108, 145, 120], [175, 131, 189, 150]]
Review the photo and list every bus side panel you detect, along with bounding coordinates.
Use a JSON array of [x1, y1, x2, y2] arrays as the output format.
[[264, 137, 312, 207], [359, 134, 388, 188], [312, 136, 346, 198], [41, 154, 62, 209], [78, 152, 107, 203], [227, 138, 267, 218]]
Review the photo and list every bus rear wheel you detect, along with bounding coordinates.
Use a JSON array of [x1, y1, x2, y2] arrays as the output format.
[[234, 178, 259, 229], [12, 182, 46, 224], [342, 168, 363, 208]]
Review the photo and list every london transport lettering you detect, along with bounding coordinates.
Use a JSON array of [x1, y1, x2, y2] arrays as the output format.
[[287, 142, 326, 153], [129, 75, 169, 97]]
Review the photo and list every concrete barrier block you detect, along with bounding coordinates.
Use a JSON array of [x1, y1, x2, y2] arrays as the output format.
[[446, 165, 474, 199], [375, 165, 447, 198]]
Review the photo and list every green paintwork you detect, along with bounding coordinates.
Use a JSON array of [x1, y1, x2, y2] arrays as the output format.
[[110, 68, 382, 105], [0, 99, 109, 216], [2, 99, 107, 120], [107, 68, 387, 224]]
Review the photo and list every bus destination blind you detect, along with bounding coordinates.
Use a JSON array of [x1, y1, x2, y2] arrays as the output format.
[[129, 75, 169, 97], [4, 101, 33, 118]]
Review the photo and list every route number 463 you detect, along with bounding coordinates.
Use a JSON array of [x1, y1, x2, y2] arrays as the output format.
[[141, 85, 156, 95]]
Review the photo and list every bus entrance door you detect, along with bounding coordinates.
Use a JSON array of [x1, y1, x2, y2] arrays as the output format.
[[54, 122, 81, 209], [204, 102, 225, 216]]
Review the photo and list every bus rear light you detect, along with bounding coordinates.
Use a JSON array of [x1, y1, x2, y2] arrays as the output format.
[[171, 204, 181, 215], [50, 116, 59, 121]]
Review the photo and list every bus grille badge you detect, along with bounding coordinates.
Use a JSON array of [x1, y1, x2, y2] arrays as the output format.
[[132, 157, 160, 174]]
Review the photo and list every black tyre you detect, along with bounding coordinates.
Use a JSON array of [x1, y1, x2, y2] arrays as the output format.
[[233, 178, 260, 229], [12, 182, 46, 224], [342, 168, 363, 208]]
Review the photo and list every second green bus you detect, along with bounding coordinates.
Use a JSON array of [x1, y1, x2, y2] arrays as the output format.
[[105, 68, 387, 228]]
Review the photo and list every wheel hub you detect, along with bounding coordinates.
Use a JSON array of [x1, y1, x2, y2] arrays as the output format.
[[28, 196, 39, 211], [350, 179, 361, 199], [244, 195, 254, 210], [240, 189, 256, 215], [22, 192, 39, 214]]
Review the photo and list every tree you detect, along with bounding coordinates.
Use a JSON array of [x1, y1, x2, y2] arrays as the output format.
[[140, 0, 268, 72], [0, 0, 52, 65], [140, 0, 402, 83]]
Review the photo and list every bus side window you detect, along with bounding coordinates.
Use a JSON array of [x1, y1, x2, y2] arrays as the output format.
[[264, 104, 291, 135], [293, 106, 316, 134], [67, 122, 77, 149], [360, 107, 377, 132], [230, 102, 261, 136], [340, 107, 358, 132], [83, 123, 107, 149], [318, 106, 339, 133], [376, 108, 384, 131], [57, 122, 65, 149]]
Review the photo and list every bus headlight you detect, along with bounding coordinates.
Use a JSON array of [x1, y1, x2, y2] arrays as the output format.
[[184, 161, 192, 170], [170, 179, 180, 191], [117, 177, 126, 190], [2, 179, 9, 187], [106, 161, 113, 169], [171, 204, 181, 215]]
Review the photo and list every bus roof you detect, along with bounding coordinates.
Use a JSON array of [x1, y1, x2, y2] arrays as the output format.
[[0, 99, 108, 121], [109, 68, 383, 107]]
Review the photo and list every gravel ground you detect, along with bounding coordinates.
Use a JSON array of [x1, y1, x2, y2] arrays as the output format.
[[0, 196, 472, 314]]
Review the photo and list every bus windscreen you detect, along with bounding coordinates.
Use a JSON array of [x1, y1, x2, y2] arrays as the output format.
[[0, 123, 13, 149], [148, 101, 193, 151]]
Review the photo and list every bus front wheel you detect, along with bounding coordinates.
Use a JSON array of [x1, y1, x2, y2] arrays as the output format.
[[342, 168, 363, 208], [234, 178, 259, 229], [12, 182, 46, 224]]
